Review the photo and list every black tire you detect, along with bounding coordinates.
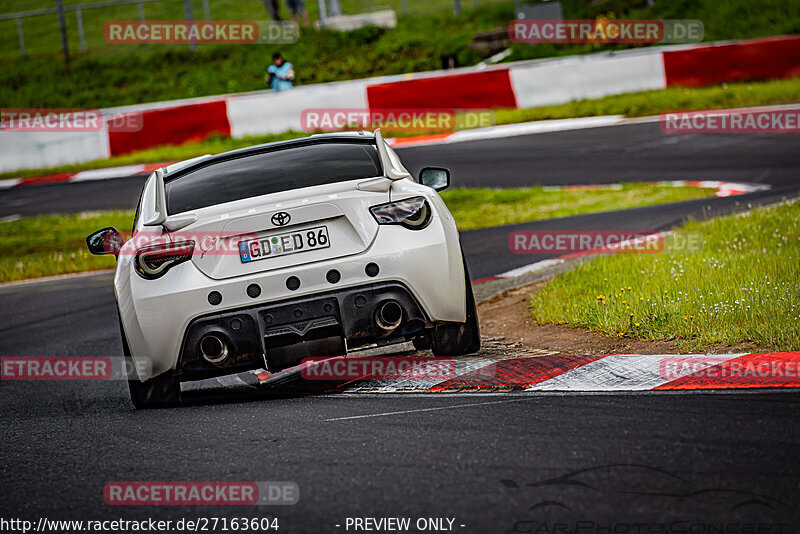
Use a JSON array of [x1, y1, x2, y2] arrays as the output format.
[[431, 255, 480, 356], [119, 316, 181, 409], [412, 334, 431, 351]]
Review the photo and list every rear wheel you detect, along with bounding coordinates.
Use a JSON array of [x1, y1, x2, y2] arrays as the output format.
[[119, 316, 181, 409], [431, 255, 480, 356]]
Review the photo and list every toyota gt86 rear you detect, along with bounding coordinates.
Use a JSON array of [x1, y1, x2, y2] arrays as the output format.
[[86, 130, 479, 408]]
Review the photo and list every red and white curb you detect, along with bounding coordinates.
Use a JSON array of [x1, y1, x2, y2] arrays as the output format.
[[386, 115, 628, 148], [0, 162, 170, 190], [251, 352, 800, 393], [539, 179, 770, 198]]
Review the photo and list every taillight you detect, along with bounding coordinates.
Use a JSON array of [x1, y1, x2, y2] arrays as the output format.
[[369, 196, 431, 230], [135, 242, 195, 279]]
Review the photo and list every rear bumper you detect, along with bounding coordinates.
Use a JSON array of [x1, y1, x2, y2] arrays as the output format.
[[116, 221, 466, 381], [178, 281, 428, 380]]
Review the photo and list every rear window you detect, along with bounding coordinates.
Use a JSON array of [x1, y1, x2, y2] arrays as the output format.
[[166, 142, 381, 214]]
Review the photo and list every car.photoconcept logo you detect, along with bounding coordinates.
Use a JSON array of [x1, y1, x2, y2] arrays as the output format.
[[271, 212, 291, 226]]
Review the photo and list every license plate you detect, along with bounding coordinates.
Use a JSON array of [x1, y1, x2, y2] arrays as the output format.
[[238, 226, 330, 263]]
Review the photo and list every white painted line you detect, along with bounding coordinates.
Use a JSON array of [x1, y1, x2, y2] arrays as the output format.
[[493, 258, 564, 280], [324, 397, 538, 421]]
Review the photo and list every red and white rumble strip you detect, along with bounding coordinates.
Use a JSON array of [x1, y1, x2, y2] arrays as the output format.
[[0, 162, 170, 190], [254, 352, 800, 392]]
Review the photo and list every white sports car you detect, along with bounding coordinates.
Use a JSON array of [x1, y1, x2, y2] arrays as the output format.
[[87, 130, 479, 408]]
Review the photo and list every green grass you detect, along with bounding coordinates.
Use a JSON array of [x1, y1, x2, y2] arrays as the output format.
[[442, 184, 716, 230], [0, 211, 133, 282], [529, 201, 800, 351], [506, 0, 800, 63], [3, 77, 799, 181], [2, 0, 799, 108], [0, 183, 716, 282], [1, 4, 513, 108]]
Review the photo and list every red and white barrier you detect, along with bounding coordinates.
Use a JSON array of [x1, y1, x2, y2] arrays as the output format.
[[663, 35, 800, 87], [108, 100, 230, 156], [367, 69, 518, 109], [226, 77, 379, 138], [2, 35, 798, 173], [509, 51, 666, 108], [251, 351, 800, 392]]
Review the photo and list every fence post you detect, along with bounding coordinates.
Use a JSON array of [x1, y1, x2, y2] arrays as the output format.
[[56, 0, 70, 64], [328, 0, 341, 17], [472, 0, 477, 8], [16, 18, 26, 58], [76, 8, 87, 53], [202, 0, 211, 20], [400, 0, 408, 16], [138, 1, 145, 21], [316, 0, 327, 27], [184, 0, 196, 51], [452, 0, 461, 16]]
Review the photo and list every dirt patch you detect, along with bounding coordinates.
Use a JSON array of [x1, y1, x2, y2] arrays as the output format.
[[478, 281, 762, 355]]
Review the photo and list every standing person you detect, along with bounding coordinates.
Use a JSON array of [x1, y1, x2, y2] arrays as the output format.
[[286, 0, 309, 28], [266, 52, 295, 91], [262, 0, 282, 20]]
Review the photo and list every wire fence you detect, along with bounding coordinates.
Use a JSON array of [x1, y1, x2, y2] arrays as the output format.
[[1, 0, 514, 61]]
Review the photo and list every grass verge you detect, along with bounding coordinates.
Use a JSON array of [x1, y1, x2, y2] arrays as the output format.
[[0, 183, 716, 282], [529, 200, 800, 351], [3, 77, 798, 182], [0, 211, 132, 282], [442, 184, 716, 230]]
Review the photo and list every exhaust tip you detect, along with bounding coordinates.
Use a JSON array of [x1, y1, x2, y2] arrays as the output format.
[[200, 334, 229, 364], [375, 300, 403, 331]]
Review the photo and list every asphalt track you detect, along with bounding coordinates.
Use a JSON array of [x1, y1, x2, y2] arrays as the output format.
[[1, 122, 799, 530], [2, 121, 799, 218]]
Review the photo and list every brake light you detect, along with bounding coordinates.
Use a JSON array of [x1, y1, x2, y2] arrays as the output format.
[[369, 196, 431, 230], [135, 242, 195, 279]]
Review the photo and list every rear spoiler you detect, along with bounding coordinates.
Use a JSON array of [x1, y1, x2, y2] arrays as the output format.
[[358, 129, 411, 192], [374, 128, 411, 180], [143, 169, 197, 232]]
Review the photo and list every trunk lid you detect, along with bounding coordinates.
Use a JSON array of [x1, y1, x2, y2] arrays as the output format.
[[183, 180, 384, 280]]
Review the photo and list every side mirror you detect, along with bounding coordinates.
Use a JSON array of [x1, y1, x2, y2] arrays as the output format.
[[419, 167, 450, 191], [86, 227, 123, 256]]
